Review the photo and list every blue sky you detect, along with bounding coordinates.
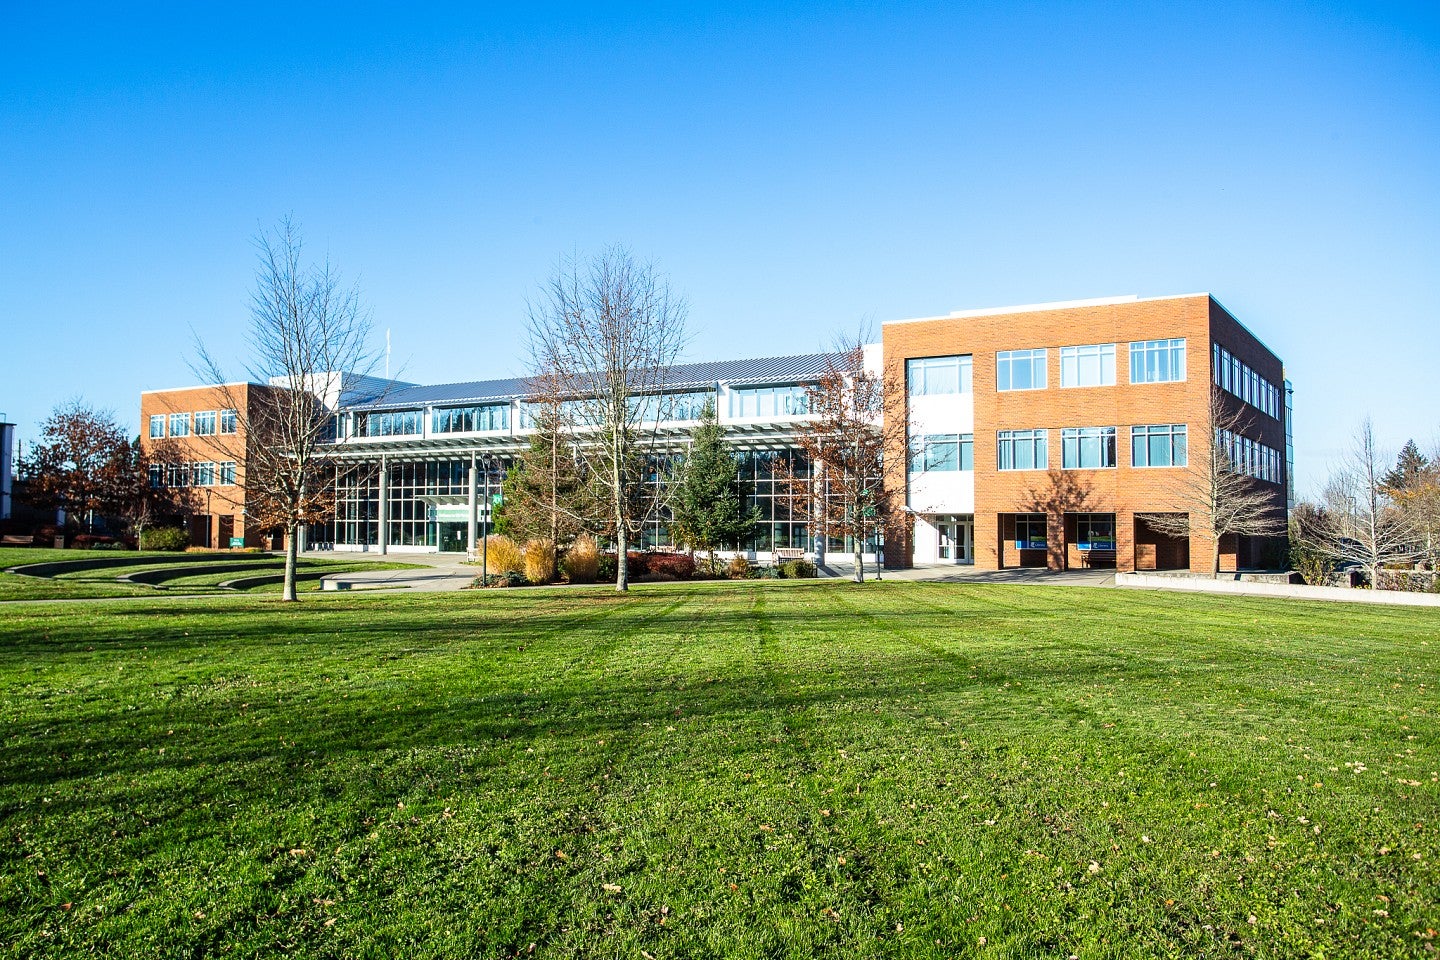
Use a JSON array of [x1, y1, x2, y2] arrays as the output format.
[[2, 1, 1436, 493]]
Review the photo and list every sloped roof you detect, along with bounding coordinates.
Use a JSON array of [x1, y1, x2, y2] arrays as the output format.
[[346, 352, 839, 411]]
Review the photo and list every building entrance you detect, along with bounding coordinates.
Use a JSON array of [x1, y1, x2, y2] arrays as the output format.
[[934, 514, 973, 564]]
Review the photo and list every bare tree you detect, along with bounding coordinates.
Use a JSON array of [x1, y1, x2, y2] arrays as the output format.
[[1139, 387, 1285, 577], [195, 217, 377, 601], [778, 334, 905, 582], [525, 247, 688, 591], [1301, 419, 1421, 586]]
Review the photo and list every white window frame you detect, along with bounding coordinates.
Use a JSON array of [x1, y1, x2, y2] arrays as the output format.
[[1128, 338, 1187, 384], [996, 349, 1047, 392], [997, 429, 1048, 470], [1059, 344, 1115, 388], [148, 414, 166, 439]]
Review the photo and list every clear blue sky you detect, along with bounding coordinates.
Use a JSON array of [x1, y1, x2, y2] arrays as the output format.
[[2, 1, 1436, 494]]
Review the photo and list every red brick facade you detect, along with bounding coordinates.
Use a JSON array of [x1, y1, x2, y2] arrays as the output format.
[[882, 295, 1287, 573]]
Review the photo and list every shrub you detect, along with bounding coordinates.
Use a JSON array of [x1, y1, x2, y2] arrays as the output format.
[[646, 552, 696, 580], [475, 570, 527, 588], [563, 536, 600, 584], [479, 536, 525, 575], [779, 559, 817, 579], [637, 571, 679, 583], [72, 534, 128, 550], [140, 527, 190, 551], [597, 554, 618, 583], [624, 552, 650, 577], [1290, 542, 1333, 587], [726, 555, 752, 579], [524, 538, 557, 585]]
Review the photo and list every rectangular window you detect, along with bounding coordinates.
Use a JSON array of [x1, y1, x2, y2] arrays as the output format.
[[219, 409, 238, 434], [193, 461, 215, 486], [1131, 424, 1188, 467], [1074, 513, 1117, 550], [997, 349, 1047, 391], [1129, 338, 1187, 383], [194, 410, 216, 436], [361, 410, 423, 437], [729, 384, 811, 418], [218, 461, 236, 486], [432, 404, 510, 434], [1059, 344, 1115, 388], [1014, 513, 1048, 550], [148, 414, 165, 439], [997, 429, 1048, 470], [909, 433, 974, 473], [168, 412, 190, 437], [906, 355, 973, 396], [148, 464, 163, 488], [1061, 426, 1117, 469]]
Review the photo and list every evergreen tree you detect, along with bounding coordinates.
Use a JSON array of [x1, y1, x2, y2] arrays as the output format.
[[667, 400, 759, 568], [1383, 439, 1430, 493], [493, 407, 590, 546]]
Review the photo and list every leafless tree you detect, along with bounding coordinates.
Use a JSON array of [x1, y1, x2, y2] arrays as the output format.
[[195, 217, 378, 601], [1139, 387, 1285, 577], [779, 333, 906, 582], [1301, 418, 1421, 586], [525, 246, 688, 591]]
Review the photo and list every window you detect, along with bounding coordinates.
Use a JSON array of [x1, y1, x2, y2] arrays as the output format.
[[997, 349, 1047, 391], [1074, 513, 1116, 550], [148, 414, 165, 439], [148, 464, 163, 488], [997, 429, 1047, 470], [218, 461, 236, 486], [360, 410, 423, 437], [1131, 424, 1188, 467], [1014, 513, 1048, 549], [910, 433, 974, 473], [168, 412, 190, 437], [432, 404, 510, 434], [1213, 343, 1280, 419], [632, 390, 715, 422], [194, 410, 216, 436], [219, 409, 238, 434], [1061, 427, 1117, 469], [1059, 344, 1115, 388], [1129, 338, 1186, 383], [729, 384, 811, 418], [193, 461, 215, 486], [907, 355, 972, 396]]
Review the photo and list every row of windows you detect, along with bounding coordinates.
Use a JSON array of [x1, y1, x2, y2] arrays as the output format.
[[148, 461, 236, 487], [906, 340, 1188, 396], [1009, 512, 1116, 550], [149, 409, 238, 439], [1218, 429, 1284, 484], [1213, 344, 1281, 419], [347, 386, 812, 440], [911, 425, 1190, 472], [433, 404, 510, 434]]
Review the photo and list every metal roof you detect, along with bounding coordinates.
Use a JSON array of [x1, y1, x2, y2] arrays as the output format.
[[346, 352, 840, 411]]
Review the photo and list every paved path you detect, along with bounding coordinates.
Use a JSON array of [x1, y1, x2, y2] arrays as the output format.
[[307, 550, 478, 592]]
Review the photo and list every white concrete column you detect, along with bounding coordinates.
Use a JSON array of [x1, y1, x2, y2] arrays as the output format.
[[467, 453, 479, 558], [378, 457, 389, 555]]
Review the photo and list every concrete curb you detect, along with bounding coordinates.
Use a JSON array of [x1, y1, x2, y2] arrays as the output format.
[[1116, 572, 1440, 608]]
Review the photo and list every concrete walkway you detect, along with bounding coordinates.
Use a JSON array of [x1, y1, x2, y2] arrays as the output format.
[[309, 550, 478, 592], [1117, 571, 1440, 608], [818, 559, 1116, 587]]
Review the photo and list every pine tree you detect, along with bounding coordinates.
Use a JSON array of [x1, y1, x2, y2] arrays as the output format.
[[1383, 439, 1430, 493], [493, 407, 590, 547], [667, 400, 759, 569]]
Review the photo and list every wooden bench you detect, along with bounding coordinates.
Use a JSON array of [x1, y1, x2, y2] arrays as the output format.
[[1081, 549, 1117, 569], [773, 548, 806, 561]]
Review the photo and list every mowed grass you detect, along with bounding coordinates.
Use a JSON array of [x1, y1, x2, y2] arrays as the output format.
[[0, 548, 421, 601], [0, 582, 1435, 958]]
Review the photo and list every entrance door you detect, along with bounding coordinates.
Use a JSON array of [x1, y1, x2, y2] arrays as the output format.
[[936, 517, 974, 564]]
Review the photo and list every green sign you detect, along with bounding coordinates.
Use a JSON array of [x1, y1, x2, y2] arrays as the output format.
[[491, 492, 503, 506], [229, 537, 245, 549]]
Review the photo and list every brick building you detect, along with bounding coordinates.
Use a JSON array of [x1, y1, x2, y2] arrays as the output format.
[[138, 293, 1290, 570], [883, 293, 1290, 573]]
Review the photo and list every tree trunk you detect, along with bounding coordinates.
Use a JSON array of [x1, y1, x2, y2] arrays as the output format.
[[1211, 536, 1221, 580], [283, 521, 299, 601], [616, 524, 629, 591]]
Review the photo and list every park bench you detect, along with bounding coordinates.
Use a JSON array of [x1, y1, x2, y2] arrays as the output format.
[[1081, 549, 1117, 569], [773, 548, 806, 561]]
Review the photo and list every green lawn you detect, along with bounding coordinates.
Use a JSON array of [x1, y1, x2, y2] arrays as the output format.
[[0, 582, 1435, 958], [0, 548, 420, 600]]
